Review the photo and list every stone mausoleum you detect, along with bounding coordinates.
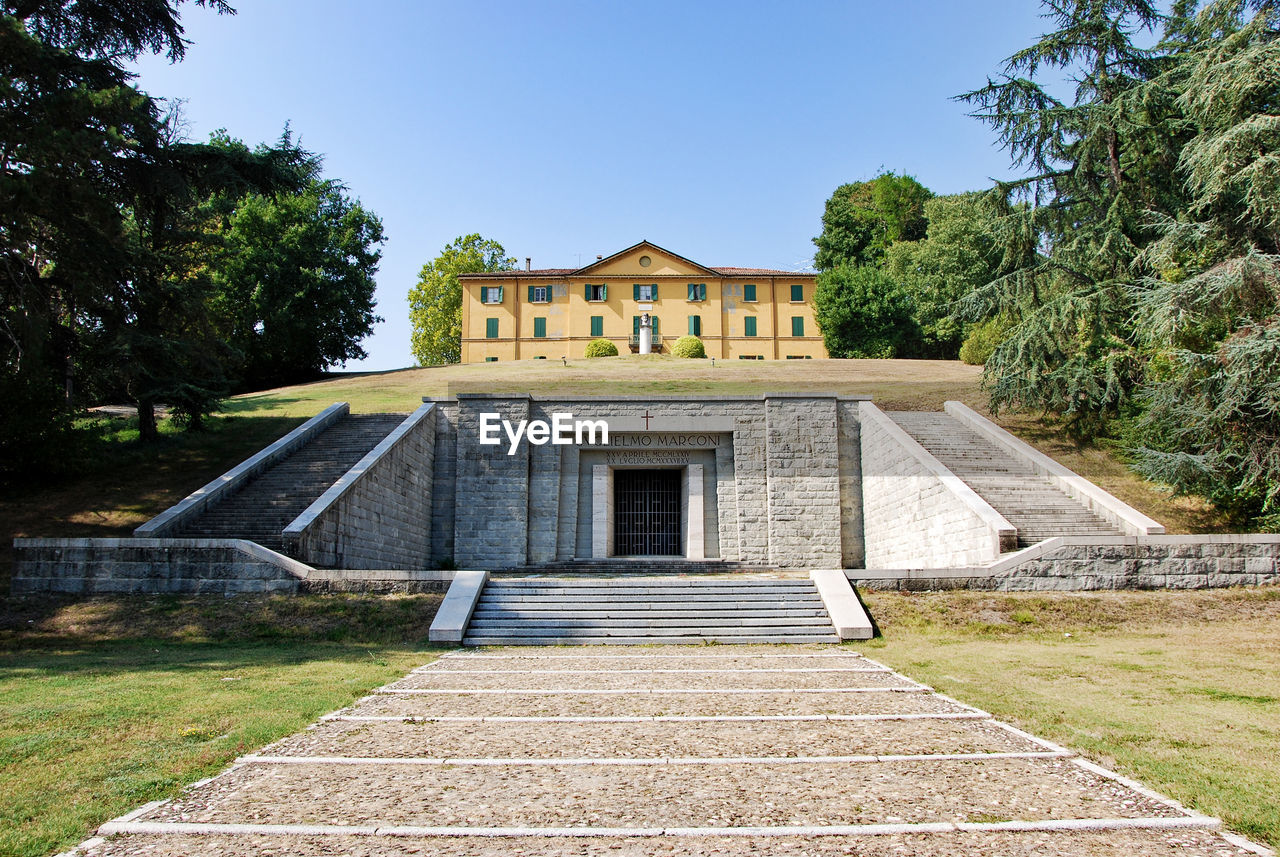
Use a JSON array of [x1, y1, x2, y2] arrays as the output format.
[[13, 392, 1280, 643]]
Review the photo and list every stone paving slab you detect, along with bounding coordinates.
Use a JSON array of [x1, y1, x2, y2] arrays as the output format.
[[133, 758, 1183, 828], [263, 717, 1044, 759], [429, 653, 870, 671], [68, 644, 1273, 857], [74, 829, 1265, 857], [345, 688, 962, 719], [388, 667, 917, 691]]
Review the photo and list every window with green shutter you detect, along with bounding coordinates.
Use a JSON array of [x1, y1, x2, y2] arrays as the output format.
[[590, 316, 603, 337], [481, 286, 503, 304], [633, 284, 657, 301], [529, 285, 549, 303], [687, 283, 706, 301], [790, 284, 803, 302], [486, 318, 499, 339], [586, 284, 607, 301], [533, 317, 546, 338], [689, 315, 702, 336], [744, 316, 757, 337], [791, 316, 804, 337], [743, 283, 756, 302]]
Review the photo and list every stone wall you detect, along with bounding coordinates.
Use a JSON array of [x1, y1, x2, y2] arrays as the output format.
[[452, 395, 531, 568], [765, 394, 843, 568], [284, 404, 436, 569], [11, 538, 309, 595], [847, 535, 1280, 591], [860, 401, 1015, 568], [837, 400, 866, 568]]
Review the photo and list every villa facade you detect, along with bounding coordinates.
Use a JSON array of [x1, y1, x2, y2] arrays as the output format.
[[458, 240, 827, 362]]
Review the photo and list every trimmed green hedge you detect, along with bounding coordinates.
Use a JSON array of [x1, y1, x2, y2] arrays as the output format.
[[584, 338, 619, 357], [671, 336, 706, 358]]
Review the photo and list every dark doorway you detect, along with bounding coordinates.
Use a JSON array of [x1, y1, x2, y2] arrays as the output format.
[[613, 469, 682, 556]]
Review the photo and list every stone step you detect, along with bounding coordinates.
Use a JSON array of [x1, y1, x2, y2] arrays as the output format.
[[462, 634, 843, 645], [471, 609, 828, 620], [462, 624, 839, 637]]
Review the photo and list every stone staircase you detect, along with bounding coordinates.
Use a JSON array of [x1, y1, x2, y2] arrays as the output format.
[[509, 559, 784, 576], [463, 577, 841, 645], [177, 413, 405, 553], [888, 411, 1122, 549]]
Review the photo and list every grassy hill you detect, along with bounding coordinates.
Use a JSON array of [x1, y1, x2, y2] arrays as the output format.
[[0, 356, 1232, 588]]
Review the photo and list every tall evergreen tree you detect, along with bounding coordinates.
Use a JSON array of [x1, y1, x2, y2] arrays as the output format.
[[956, 0, 1180, 431]]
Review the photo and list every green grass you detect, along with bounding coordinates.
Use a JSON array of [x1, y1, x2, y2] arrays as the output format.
[[0, 593, 443, 857], [858, 586, 1280, 849]]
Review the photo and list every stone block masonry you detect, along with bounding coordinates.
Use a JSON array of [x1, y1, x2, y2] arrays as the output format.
[[451, 395, 532, 568], [284, 404, 437, 569], [11, 538, 309, 595], [765, 394, 843, 568]]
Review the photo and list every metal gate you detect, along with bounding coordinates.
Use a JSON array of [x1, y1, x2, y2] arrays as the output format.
[[613, 469, 682, 556]]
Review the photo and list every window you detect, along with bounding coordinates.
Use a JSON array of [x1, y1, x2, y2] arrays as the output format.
[[590, 316, 603, 337], [687, 283, 707, 301], [533, 317, 546, 338], [528, 285, 549, 303], [633, 284, 658, 301], [486, 318, 499, 339], [744, 316, 757, 337], [481, 286, 504, 304], [586, 284, 607, 302], [791, 316, 804, 337], [790, 284, 804, 303], [485, 356, 498, 363], [688, 315, 702, 336], [743, 283, 757, 302]]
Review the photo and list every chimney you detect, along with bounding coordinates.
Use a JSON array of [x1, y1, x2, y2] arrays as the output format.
[[525, 257, 531, 271], [596, 255, 603, 261]]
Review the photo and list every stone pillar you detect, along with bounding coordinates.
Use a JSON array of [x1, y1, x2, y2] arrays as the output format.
[[686, 463, 705, 560], [592, 465, 613, 558]]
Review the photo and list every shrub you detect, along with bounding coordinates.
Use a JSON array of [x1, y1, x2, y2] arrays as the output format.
[[583, 338, 618, 357], [959, 316, 1014, 365], [671, 336, 706, 358], [813, 264, 919, 358]]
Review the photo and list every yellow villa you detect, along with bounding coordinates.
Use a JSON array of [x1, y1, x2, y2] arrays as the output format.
[[458, 240, 827, 362]]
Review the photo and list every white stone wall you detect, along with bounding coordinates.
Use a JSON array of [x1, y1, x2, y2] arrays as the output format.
[[860, 401, 1006, 568], [452, 396, 531, 568], [765, 395, 843, 568]]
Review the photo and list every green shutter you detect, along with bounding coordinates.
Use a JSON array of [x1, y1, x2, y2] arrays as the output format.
[[744, 316, 757, 337], [652, 316, 660, 337], [791, 284, 803, 302], [480, 287, 488, 303], [534, 317, 546, 338], [688, 283, 696, 301], [744, 283, 756, 302], [633, 284, 640, 301], [633, 315, 640, 336], [528, 285, 535, 302], [689, 315, 701, 336], [792, 316, 804, 337], [591, 316, 603, 337], [486, 318, 498, 339], [495, 286, 503, 302], [652, 284, 658, 301], [600, 285, 607, 301], [585, 284, 592, 300]]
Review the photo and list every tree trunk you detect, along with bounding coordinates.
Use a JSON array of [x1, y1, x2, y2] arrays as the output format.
[[137, 397, 158, 442]]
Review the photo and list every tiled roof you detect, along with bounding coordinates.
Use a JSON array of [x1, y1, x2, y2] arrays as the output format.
[[458, 269, 576, 279], [714, 267, 817, 277]]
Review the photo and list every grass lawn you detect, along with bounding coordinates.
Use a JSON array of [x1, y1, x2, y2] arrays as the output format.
[[859, 586, 1280, 849], [0, 593, 443, 857]]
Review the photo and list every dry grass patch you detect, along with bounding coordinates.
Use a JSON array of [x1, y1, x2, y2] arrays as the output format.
[[859, 586, 1280, 848]]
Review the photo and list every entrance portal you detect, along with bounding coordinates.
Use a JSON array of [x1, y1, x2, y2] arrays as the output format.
[[613, 469, 682, 556]]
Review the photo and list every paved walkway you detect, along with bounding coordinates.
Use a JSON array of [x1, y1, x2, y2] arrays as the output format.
[[74, 646, 1270, 856]]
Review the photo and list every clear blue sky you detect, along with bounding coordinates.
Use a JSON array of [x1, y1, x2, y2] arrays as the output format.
[[129, 1, 1053, 372]]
